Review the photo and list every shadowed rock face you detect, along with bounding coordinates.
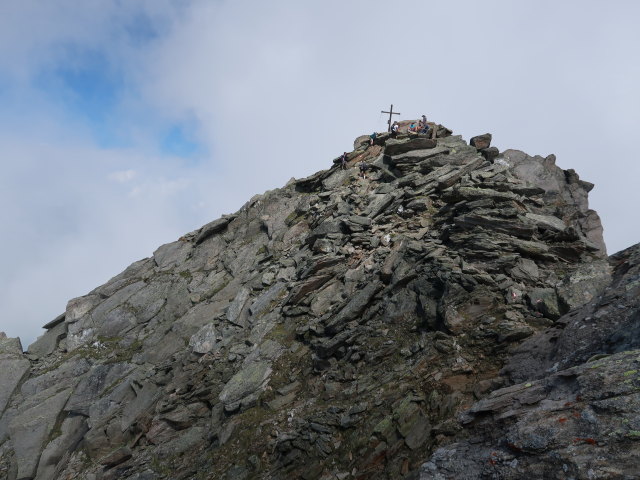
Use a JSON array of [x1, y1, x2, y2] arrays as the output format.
[[417, 244, 640, 480], [0, 124, 626, 480]]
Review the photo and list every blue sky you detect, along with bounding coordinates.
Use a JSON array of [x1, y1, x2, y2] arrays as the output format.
[[1, 0, 639, 347]]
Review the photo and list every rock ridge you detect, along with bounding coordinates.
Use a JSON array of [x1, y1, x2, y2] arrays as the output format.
[[0, 121, 631, 480]]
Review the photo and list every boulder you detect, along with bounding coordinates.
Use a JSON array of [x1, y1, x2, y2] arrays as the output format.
[[509, 257, 539, 282], [28, 321, 66, 358], [219, 361, 272, 411], [469, 133, 492, 149], [195, 216, 234, 244], [481, 146, 499, 161], [524, 213, 567, 232], [226, 287, 251, 327], [189, 323, 218, 354], [384, 137, 437, 156], [526, 288, 562, 320]]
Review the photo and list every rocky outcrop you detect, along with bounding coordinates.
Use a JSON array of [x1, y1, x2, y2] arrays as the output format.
[[417, 243, 640, 480], [0, 122, 625, 480]]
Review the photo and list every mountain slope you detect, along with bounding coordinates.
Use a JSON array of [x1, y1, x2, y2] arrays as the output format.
[[1, 122, 629, 480]]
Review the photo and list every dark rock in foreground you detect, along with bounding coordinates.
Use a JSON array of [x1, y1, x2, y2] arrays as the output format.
[[417, 243, 640, 480]]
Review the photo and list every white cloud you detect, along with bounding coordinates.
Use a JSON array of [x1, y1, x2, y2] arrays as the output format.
[[1, 0, 639, 348], [108, 169, 137, 183]]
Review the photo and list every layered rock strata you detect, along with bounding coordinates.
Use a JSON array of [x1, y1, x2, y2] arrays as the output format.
[[0, 122, 624, 480]]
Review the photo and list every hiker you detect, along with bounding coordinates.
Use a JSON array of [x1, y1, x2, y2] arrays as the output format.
[[340, 152, 348, 170], [359, 160, 369, 179], [420, 114, 430, 135], [391, 121, 399, 138], [408, 122, 417, 135], [369, 132, 377, 147]]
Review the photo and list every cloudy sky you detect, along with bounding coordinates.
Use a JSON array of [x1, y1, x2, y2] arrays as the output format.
[[1, 0, 639, 348]]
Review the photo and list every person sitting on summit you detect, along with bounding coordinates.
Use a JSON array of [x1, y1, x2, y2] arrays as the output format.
[[369, 132, 377, 147], [391, 121, 399, 138]]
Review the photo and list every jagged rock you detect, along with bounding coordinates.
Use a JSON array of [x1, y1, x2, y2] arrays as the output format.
[[323, 281, 383, 334], [421, 349, 640, 479], [454, 214, 536, 239], [153, 240, 191, 270], [100, 446, 133, 468], [387, 145, 451, 168], [556, 259, 611, 311], [28, 321, 66, 357], [66, 362, 133, 416], [470, 133, 492, 149], [9, 387, 72, 480], [35, 415, 88, 480], [524, 212, 566, 232], [526, 287, 562, 319], [227, 287, 251, 327], [195, 216, 233, 244], [0, 118, 625, 480], [219, 361, 272, 411], [384, 137, 437, 156], [42, 312, 65, 330], [120, 381, 160, 431], [0, 334, 29, 416], [481, 146, 499, 160], [189, 323, 218, 354], [436, 156, 485, 190], [509, 257, 539, 282]]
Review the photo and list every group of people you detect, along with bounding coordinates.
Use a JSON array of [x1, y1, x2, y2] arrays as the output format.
[[390, 114, 430, 138], [409, 114, 430, 135], [338, 113, 432, 179]]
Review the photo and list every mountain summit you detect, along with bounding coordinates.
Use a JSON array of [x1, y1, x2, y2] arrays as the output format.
[[1, 121, 638, 480]]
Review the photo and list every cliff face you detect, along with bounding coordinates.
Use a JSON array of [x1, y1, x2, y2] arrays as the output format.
[[1, 122, 634, 480]]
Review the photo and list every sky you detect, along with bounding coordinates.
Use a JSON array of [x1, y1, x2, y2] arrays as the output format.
[[1, 0, 639, 348]]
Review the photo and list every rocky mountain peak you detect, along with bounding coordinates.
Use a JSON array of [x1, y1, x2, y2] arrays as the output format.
[[1, 120, 637, 480]]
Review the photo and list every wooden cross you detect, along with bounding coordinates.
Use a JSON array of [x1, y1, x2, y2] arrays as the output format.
[[381, 104, 401, 132]]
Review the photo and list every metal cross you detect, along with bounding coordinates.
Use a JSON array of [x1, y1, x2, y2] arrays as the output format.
[[381, 104, 401, 132]]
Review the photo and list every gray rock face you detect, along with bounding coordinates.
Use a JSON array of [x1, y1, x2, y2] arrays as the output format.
[[502, 150, 606, 254], [9, 387, 72, 479], [0, 119, 624, 480], [35, 415, 88, 480], [0, 345, 29, 416], [189, 323, 218, 354], [219, 361, 272, 411]]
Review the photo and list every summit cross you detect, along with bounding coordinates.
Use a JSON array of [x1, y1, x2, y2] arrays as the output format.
[[381, 104, 401, 132]]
